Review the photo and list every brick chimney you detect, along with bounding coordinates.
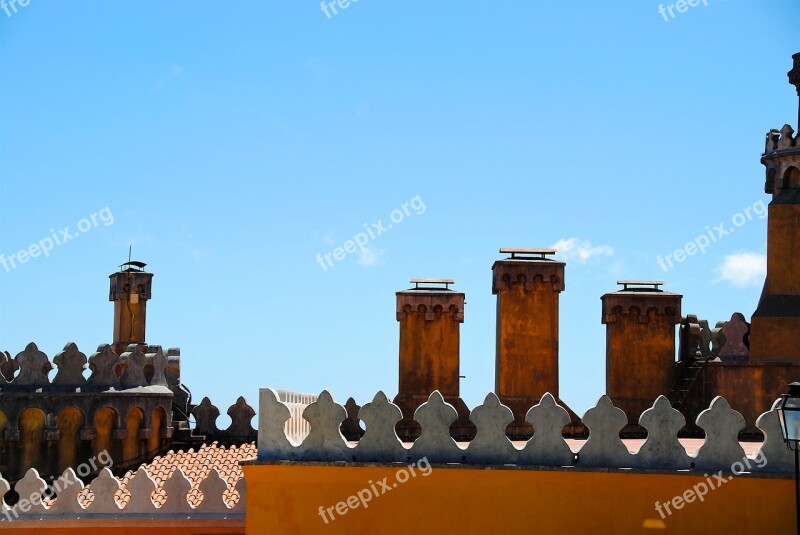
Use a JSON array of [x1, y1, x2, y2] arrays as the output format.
[[393, 279, 472, 440], [492, 248, 566, 437], [109, 261, 153, 355], [602, 281, 681, 429]]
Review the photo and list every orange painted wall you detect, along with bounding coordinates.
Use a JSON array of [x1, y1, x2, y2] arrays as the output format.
[[244, 462, 794, 534]]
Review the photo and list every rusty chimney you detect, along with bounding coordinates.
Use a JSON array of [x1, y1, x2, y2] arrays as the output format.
[[492, 248, 565, 436], [109, 261, 153, 355], [602, 281, 681, 430], [393, 279, 472, 440]]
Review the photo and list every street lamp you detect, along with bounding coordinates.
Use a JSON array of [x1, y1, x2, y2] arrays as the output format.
[[778, 382, 800, 535]]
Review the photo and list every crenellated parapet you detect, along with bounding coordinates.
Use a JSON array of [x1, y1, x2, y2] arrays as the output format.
[[257, 388, 794, 474], [0, 342, 173, 393], [0, 463, 245, 522], [491, 260, 565, 293], [193, 391, 315, 446], [395, 293, 465, 322], [0, 342, 175, 482], [762, 124, 800, 194], [601, 288, 682, 325]]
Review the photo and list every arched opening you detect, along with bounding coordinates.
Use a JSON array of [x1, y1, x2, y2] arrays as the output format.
[[123, 407, 145, 463], [148, 406, 167, 456], [18, 408, 46, 476], [784, 166, 800, 188], [92, 407, 116, 460], [57, 407, 84, 474]]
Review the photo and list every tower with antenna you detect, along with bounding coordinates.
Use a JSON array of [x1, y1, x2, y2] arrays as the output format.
[[109, 249, 153, 355]]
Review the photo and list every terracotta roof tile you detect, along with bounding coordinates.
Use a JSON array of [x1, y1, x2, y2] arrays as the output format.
[[56, 442, 256, 510]]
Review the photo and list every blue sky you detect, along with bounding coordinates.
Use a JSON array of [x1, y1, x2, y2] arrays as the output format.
[[1, 0, 798, 425]]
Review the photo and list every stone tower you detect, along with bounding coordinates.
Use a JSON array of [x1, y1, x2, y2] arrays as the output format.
[[109, 261, 153, 355], [750, 52, 800, 362]]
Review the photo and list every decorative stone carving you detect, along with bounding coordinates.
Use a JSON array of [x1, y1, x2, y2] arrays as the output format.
[[519, 392, 573, 466], [578, 395, 632, 468], [354, 391, 407, 462], [297, 390, 350, 462], [637, 396, 690, 469], [14, 343, 52, 386], [87, 344, 120, 388], [466, 393, 517, 465], [409, 391, 464, 464], [693, 396, 746, 471], [119, 345, 146, 389], [52, 342, 88, 387]]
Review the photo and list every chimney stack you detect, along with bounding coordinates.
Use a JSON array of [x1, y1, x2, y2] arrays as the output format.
[[602, 281, 681, 430], [393, 279, 472, 440], [109, 261, 153, 355], [492, 248, 565, 436]]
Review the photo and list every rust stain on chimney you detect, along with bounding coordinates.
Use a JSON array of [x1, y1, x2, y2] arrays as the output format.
[[393, 279, 473, 440], [492, 248, 567, 437], [602, 280, 681, 431]]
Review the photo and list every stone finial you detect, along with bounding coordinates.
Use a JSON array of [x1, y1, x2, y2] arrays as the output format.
[[409, 391, 464, 464], [637, 396, 691, 469], [145, 346, 168, 387], [52, 342, 88, 387], [341, 397, 365, 441], [160, 468, 193, 513], [257, 388, 297, 461], [519, 392, 573, 466], [124, 466, 157, 513], [298, 390, 350, 462], [14, 342, 52, 386], [87, 344, 120, 388], [354, 391, 407, 462], [195, 469, 231, 513], [119, 345, 147, 389], [754, 398, 794, 473], [579, 395, 632, 468], [466, 393, 517, 465], [14, 468, 48, 515], [227, 397, 257, 438], [693, 396, 746, 471], [0, 350, 15, 383], [192, 397, 221, 436], [717, 313, 750, 361], [47, 468, 85, 514], [85, 467, 122, 513], [231, 477, 246, 513]]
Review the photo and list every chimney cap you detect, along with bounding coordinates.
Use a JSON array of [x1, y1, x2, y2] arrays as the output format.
[[499, 248, 557, 260], [409, 278, 455, 290], [617, 280, 664, 291], [119, 260, 147, 272]]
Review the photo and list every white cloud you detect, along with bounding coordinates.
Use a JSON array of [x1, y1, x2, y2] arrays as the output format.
[[357, 247, 387, 267], [551, 238, 614, 263], [715, 252, 766, 287]]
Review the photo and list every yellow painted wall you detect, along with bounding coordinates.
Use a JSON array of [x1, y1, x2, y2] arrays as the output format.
[[244, 462, 795, 534]]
